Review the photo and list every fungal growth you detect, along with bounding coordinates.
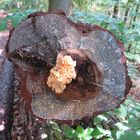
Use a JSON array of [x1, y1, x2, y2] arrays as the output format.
[[47, 55, 76, 94]]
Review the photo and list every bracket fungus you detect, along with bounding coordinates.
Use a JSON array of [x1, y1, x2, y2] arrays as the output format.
[[6, 11, 132, 124]]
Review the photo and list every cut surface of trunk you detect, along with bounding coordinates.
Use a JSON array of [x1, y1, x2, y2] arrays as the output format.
[[6, 12, 132, 124]]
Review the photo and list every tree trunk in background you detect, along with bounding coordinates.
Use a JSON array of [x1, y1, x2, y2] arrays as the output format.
[[132, 4, 139, 28], [124, 5, 130, 23], [112, 0, 119, 18], [127, 4, 139, 52], [49, 0, 71, 15]]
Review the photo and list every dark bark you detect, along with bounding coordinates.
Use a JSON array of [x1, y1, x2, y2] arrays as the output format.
[[6, 12, 131, 124], [112, 0, 119, 18], [49, 0, 71, 15], [0, 59, 14, 139]]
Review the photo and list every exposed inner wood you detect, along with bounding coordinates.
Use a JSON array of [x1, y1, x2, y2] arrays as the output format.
[[52, 48, 104, 101]]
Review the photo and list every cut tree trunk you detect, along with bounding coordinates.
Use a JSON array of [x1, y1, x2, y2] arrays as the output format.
[[6, 11, 132, 125]]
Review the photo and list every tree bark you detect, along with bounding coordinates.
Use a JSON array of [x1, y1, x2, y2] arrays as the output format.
[[0, 59, 14, 140], [49, 0, 71, 15]]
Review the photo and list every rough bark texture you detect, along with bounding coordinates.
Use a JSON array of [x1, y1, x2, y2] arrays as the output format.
[[6, 12, 131, 124], [0, 59, 14, 139]]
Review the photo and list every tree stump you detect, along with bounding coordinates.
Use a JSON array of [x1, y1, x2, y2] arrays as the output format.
[[6, 12, 132, 124]]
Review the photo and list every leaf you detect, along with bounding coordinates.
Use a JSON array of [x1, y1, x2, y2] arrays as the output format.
[[0, 19, 7, 31], [136, 130, 140, 136], [114, 105, 127, 118], [93, 114, 108, 125], [96, 125, 111, 137], [128, 115, 140, 129], [76, 125, 85, 134], [118, 130, 140, 140], [54, 131, 63, 140], [61, 124, 75, 139], [84, 128, 94, 135], [111, 128, 118, 139], [81, 128, 94, 140], [135, 103, 140, 112], [82, 135, 93, 140], [92, 128, 105, 139], [49, 121, 61, 132], [116, 130, 125, 139], [75, 126, 94, 140], [117, 22, 125, 32], [12, 14, 24, 27], [115, 122, 130, 131], [74, 125, 85, 139]]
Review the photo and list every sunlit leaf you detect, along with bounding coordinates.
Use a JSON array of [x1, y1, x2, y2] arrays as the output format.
[[61, 124, 76, 139], [115, 122, 130, 131], [94, 114, 108, 125], [76, 125, 85, 134], [84, 128, 94, 135], [92, 128, 105, 139], [49, 121, 61, 132]]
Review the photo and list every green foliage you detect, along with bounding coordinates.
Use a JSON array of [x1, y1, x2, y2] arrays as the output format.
[[0, 0, 48, 31], [0, 9, 36, 31], [61, 124, 94, 140], [0, 18, 7, 31], [0, 0, 48, 12], [71, 10, 139, 44], [127, 62, 140, 79], [44, 121, 63, 140]]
